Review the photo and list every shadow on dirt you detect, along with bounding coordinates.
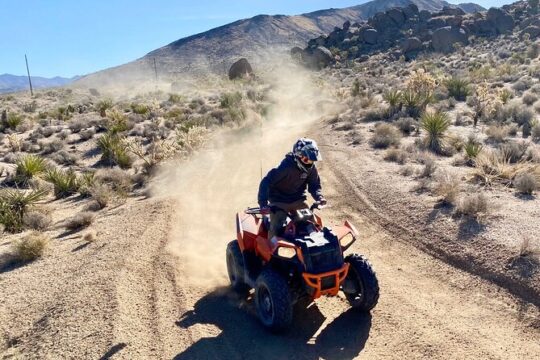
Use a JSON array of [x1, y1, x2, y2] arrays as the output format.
[[173, 287, 371, 360]]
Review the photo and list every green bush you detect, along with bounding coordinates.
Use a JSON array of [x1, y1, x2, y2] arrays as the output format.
[[44, 168, 80, 198], [0, 188, 47, 233], [131, 103, 149, 115], [96, 99, 113, 117], [15, 155, 47, 184], [444, 77, 471, 101], [220, 92, 242, 108], [421, 111, 451, 154]]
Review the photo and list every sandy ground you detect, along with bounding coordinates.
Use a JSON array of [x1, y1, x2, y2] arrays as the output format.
[[1, 66, 539, 359]]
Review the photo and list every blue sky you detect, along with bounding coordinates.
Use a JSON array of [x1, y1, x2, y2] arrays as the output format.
[[1, 0, 513, 78]]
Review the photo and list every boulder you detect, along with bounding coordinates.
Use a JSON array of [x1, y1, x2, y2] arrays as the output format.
[[369, 12, 396, 31], [303, 46, 334, 69], [438, 6, 466, 17], [446, 16, 463, 28], [387, 8, 406, 26], [431, 26, 468, 53], [400, 37, 422, 52], [419, 10, 432, 22], [522, 25, 540, 39], [475, 18, 497, 36], [363, 29, 379, 44], [427, 17, 447, 29], [343, 20, 351, 31], [486, 8, 514, 34], [228, 58, 253, 80], [403, 4, 419, 19]]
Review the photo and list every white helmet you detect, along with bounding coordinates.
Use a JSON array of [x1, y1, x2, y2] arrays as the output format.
[[292, 138, 321, 172]]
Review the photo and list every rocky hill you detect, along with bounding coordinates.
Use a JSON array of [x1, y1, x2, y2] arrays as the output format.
[[297, 1, 539, 68], [74, 0, 483, 90]]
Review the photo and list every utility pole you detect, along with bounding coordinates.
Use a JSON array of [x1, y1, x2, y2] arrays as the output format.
[[25, 54, 33, 96], [153, 58, 158, 86]]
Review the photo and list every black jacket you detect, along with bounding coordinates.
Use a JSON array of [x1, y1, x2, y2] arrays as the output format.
[[258, 153, 323, 207]]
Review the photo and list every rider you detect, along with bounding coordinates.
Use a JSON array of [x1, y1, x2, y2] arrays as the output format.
[[258, 138, 327, 242]]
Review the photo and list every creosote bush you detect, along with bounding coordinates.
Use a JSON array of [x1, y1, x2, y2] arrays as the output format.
[[23, 209, 52, 231], [369, 123, 401, 149]]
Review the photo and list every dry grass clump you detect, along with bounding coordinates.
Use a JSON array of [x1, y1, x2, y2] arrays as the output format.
[[64, 211, 95, 231], [395, 117, 417, 135], [40, 139, 64, 155], [50, 150, 79, 166], [456, 193, 490, 220], [23, 208, 52, 231], [532, 124, 540, 142], [13, 231, 49, 262], [384, 148, 408, 164], [95, 168, 132, 195], [519, 237, 540, 258], [90, 184, 113, 209], [369, 123, 401, 149], [432, 171, 461, 205], [471, 149, 518, 186], [79, 128, 96, 141], [522, 92, 538, 106], [485, 125, 509, 143], [514, 172, 538, 195], [83, 230, 97, 243], [418, 158, 437, 178]]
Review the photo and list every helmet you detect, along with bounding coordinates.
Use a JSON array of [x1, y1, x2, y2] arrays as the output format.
[[292, 138, 322, 172]]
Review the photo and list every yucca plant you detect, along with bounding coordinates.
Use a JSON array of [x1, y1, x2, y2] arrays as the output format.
[[383, 89, 402, 115], [96, 132, 133, 169], [15, 154, 47, 184], [96, 99, 113, 117], [130, 103, 149, 115], [78, 171, 96, 197], [0, 188, 47, 233], [44, 168, 80, 198], [445, 77, 471, 101], [464, 141, 483, 165], [401, 90, 430, 118], [421, 110, 451, 154], [106, 109, 129, 134], [5, 112, 23, 129]]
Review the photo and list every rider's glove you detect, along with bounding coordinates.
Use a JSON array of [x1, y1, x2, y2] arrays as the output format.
[[319, 197, 328, 206], [259, 205, 271, 215]]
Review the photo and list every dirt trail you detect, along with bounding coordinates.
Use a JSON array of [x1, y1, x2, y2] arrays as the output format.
[[2, 65, 539, 359]]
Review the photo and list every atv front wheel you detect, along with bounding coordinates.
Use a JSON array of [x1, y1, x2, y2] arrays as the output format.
[[343, 254, 379, 311], [226, 240, 250, 295], [255, 269, 293, 332]]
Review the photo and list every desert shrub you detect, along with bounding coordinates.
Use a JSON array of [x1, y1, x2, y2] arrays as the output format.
[[80, 127, 96, 141], [0, 188, 47, 233], [446, 133, 464, 153], [532, 124, 540, 142], [507, 123, 519, 136], [418, 158, 437, 178], [95, 168, 132, 194], [523, 92, 538, 106], [433, 171, 461, 205], [514, 172, 538, 195], [383, 89, 402, 113], [486, 125, 509, 143], [96, 132, 133, 169], [512, 79, 531, 93], [456, 193, 490, 219], [69, 119, 86, 133], [96, 99, 113, 117], [421, 111, 450, 154], [471, 149, 516, 186], [498, 88, 513, 104], [384, 148, 408, 164], [500, 141, 528, 163], [15, 154, 47, 184], [106, 109, 130, 134], [2, 112, 23, 130], [369, 124, 401, 149], [13, 232, 49, 262], [445, 77, 471, 101], [395, 117, 416, 135], [220, 92, 242, 108], [464, 138, 483, 165], [50, 150, 78, 166], [23, 209, 52, 230], [176, 125, 209, 155], [131, 103, 149, 115], [90, 183, 113, 209], [57, 129, 70, 140], [40, 139, 64, 155], [83, 231, 97, 243], [400, 165, 415, 176], [64, 211, 95, 231], [44, 168, 79, 198], [168, 93, 184, 104]]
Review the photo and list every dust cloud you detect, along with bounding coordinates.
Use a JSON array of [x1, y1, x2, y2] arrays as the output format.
[[150, 58, 339, 288]]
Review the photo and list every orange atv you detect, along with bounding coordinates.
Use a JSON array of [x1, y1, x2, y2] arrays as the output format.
[[226, 202, 379, 332]]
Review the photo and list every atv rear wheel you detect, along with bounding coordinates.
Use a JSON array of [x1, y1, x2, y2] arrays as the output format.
[[226, 240, 250, 295], [255, 269, 293, 332], [343, 254, 379, 311]]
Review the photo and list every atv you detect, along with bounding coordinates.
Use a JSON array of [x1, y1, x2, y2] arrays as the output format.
[[226, 202, 379, 332]]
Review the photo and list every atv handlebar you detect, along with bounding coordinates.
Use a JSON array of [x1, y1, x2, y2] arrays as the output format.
[[245, 201, 326, 215]]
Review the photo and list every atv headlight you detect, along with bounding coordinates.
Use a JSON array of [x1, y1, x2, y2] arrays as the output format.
[[277, 247, 296, 259], [340, 233, 355, 249]]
